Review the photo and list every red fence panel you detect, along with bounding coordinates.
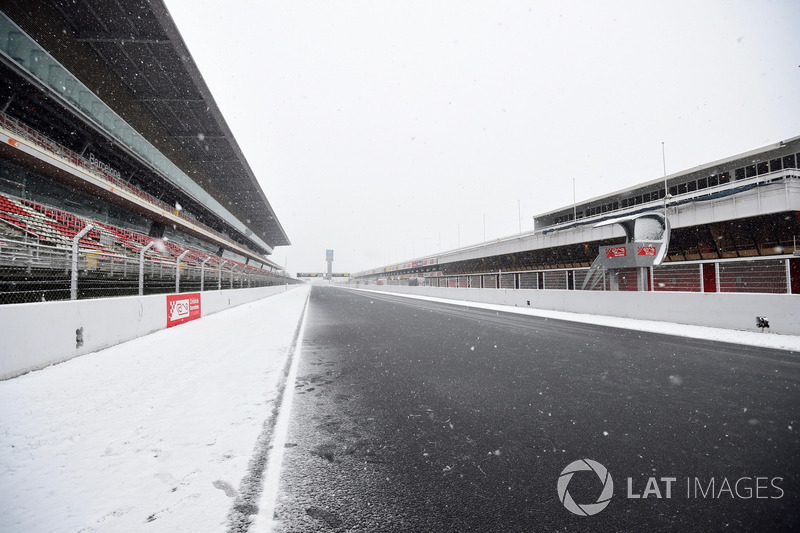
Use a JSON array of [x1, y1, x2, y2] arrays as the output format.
[[653, 264, 702, 292], [719, 259, 787, 293]]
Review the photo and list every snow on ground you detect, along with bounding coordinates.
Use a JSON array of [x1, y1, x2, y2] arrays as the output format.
[[1, 284, 796, 531], [352, 288, 800, 352], [0, 285, 309, 533]]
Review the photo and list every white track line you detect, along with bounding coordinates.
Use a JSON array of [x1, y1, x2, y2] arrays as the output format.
[[251, 291, 310, 532]]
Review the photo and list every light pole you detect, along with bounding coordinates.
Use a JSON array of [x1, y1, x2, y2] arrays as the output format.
[[572, 178, 577, 221], [662, 141, 670, 218]]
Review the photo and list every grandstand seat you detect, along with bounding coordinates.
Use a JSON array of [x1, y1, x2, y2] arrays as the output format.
[[0, 191, 275, 279]]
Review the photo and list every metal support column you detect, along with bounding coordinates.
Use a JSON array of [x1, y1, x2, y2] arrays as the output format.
[[200, 257, 211, 292], [175, 250, 189, 293], [638, 267, 649, 291], [71, 224, 93, 300], [219, 260, 228, 290], [138, 241, 155, 296]]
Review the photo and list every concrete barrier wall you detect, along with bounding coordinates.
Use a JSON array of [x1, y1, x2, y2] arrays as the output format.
[[353, 285, 800, 335], [0, 285, 301, 380]]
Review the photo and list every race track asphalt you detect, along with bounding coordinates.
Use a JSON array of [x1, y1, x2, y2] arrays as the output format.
[[270, 286, 799, 532]]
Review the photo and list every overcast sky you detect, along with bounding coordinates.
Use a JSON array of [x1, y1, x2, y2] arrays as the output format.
[[163, 0, 800, 275]]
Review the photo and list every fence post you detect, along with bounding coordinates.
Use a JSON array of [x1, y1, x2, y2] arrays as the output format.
[[175, 250, 189, 293], [175, 250, 189, 292], [139, 241, 155, 295], [200, 257, 210, 291], [230, 265, 236, 289], [637, 266, 649, 291], [70, 224, 93, 300], [786, 258, 792, 294], [219, 260, 227, 290]]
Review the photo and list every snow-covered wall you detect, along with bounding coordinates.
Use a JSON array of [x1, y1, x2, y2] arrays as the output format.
[[352, 285, 800, 336], [0, 285, 301, 380]]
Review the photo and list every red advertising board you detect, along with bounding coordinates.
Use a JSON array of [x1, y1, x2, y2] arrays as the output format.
[[166, 293, 202, 328], [637, 246, 657, 256], [605, 246, 627, 258]]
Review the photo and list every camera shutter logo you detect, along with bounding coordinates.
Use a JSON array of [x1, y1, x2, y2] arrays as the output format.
[[557, 459, 614, 516]]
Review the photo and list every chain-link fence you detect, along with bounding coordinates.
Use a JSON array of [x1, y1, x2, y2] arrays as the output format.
[[0, 238, 298, 305]]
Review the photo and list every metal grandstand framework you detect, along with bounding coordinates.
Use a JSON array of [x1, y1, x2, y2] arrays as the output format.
[[0, 1, 290, 258]]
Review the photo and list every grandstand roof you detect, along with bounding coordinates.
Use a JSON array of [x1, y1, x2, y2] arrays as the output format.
[[534, 134, 800, 220], [2, 0, 290, 249]]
